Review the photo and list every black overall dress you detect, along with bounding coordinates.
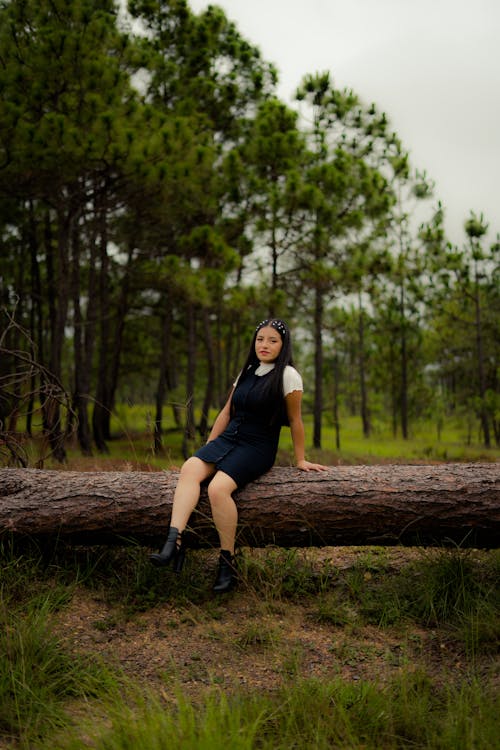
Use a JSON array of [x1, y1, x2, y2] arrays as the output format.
[[194, 365, 284, 488]]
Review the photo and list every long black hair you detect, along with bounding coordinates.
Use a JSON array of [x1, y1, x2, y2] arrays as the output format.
[[236, 318, 295, 425]]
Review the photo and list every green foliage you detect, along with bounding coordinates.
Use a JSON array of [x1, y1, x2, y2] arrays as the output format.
[[422, 210, 500, 448], [0, 0, 137, 187], [34, 673, 499, 750]]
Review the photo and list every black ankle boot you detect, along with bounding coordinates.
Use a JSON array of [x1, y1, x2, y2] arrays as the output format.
[[149, 527, 185, 572], [213, 550, 236, 593]]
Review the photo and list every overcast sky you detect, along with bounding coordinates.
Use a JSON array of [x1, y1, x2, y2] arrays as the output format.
[[189, 0, 499, 245]]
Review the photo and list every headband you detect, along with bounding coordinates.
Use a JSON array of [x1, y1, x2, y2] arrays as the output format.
[[255, 319, 287, 337]]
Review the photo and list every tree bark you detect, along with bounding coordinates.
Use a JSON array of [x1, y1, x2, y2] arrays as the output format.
[[0, 464, 498, 549], [154, 300, 173, 454], [182, 303, 197, 458], [313, 283, 323, 449], [358, 297, 371, 438], [71, 224, 93, 456], [92, 193, 111, 452], [399, 282, 409, 440], [199, 307, 216, 440], [473, 264, 491, 448]]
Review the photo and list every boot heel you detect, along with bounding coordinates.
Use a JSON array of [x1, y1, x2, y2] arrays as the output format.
[[173, 542, 187, 574], [213, 550, 236, 593], [149, 527, 182, 568]]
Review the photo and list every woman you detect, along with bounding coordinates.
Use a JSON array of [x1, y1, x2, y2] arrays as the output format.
[[150, 318, 327, 592]]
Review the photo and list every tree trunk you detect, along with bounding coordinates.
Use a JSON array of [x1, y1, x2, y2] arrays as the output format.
[[0, 464, 498, 549], [199, 307, 215, 440], [389, 336, 398, 438], [27, 200, 43, 437], [332, 352, 341, 451], [154, 301, 172, 454], [41, 206, 72, 462], [400, 283, 409, 440], [182, 303, 197, 458], [313, 285, 323, 449], [92, 195, 111, 452], [358, 297, 371, 437], [71, 224, 93, 456], [473, 266, 491, 448]]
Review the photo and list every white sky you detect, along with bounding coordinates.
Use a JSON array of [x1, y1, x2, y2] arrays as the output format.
[[189, 0, 500, 245]]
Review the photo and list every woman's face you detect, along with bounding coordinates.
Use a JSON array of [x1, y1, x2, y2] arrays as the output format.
[[255, 326, 283, 364]]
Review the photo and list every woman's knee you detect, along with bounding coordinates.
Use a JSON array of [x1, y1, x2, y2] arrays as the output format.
[[207, 473, 237, 505], [180, 456, 212, 482]]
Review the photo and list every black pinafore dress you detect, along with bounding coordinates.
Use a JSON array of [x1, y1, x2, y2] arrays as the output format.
[[194, 366, 283, 488]]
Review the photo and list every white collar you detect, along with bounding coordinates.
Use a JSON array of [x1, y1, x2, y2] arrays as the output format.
[[255, 362, 275, 376]]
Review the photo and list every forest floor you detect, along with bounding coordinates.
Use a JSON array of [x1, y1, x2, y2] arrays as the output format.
[[51, 544, 498, 707]]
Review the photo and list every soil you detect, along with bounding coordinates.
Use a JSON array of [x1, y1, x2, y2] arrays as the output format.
[[52, 546, 498, 705]]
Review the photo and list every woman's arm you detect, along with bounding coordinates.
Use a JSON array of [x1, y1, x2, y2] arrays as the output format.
[[285, 390, 328, 471], [206, 388, 234, 442]]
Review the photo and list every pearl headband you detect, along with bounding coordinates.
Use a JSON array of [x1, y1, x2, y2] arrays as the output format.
[[255, 319, 287, 337]]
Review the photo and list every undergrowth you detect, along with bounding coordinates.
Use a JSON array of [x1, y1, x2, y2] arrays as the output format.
[[0, 592, 121, 748], [36, 673, 499, 750]]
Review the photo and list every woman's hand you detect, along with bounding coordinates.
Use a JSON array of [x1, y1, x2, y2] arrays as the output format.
[[296, 459, 329, 472]]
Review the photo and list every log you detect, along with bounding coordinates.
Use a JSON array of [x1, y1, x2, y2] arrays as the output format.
[[0, 463, 499, 549]]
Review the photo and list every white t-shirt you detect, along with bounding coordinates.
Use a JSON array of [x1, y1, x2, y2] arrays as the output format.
[[233, 363, 303, 396]]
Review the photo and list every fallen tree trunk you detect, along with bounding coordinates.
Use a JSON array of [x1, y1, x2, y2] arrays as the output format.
[[0, 464, 498, 549]]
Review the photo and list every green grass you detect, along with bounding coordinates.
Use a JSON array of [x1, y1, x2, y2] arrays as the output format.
[[37, 673, 499, 750], [278, 413, 499, 465], [0, 594, 121, 748]]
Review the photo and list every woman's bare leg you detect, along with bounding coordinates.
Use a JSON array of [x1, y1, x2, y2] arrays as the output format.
[[207, 471, 238, 554], [169, 457, 215, 532]]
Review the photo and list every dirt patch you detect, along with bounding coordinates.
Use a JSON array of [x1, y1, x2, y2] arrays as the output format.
[[52, 547, 497, 703]]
